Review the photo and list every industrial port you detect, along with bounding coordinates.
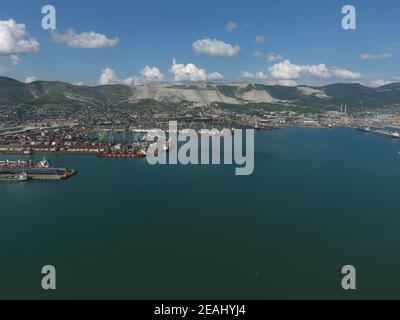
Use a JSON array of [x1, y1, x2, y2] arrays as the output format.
[[1, 102, 400, 183]]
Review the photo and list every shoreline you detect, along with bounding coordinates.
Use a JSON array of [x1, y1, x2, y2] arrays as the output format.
[[0, 125, 399, 159]]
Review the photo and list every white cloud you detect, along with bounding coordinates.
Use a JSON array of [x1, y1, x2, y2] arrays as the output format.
[[369, 78, 400, 87], [225, 21, 238, 32], [98, 61, 222, 85], [255, 36, 265, 44], [192, 38, 240, 58], [170, 59, 224, 82], [253, 51, 284, 62], [369, 79, 393, 87], [329, 68, 362, 80], [0, 19, 39, 56], [24, 76, 37, 83], [239, 71, 268, 81], [266, 52, 284, 63], [139, 65, 166, 82], [72, 81, 84, 86], [360, 53, 392, 61], [52, 28, 119, 49], [98, 68, 129, 85], [268, 60, 302, 80], [240, 71, 256, 79], [269, 60, 362, 81], [239, 59, 362, 86], [98, 66, 166, 86]]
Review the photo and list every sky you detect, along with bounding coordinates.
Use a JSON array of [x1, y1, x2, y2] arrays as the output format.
[[0, 0, 399, 87]]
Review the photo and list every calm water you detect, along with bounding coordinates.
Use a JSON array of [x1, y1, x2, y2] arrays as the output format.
[[1, 127, 400, 300]]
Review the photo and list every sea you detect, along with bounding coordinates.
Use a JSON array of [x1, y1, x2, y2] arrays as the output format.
[[1, 126, 400, 299]]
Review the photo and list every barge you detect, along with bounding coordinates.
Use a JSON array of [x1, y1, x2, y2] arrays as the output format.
[[0, 158, 77, 181]]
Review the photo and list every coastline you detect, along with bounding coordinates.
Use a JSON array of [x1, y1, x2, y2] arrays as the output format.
[[1, 124, 399, 157]]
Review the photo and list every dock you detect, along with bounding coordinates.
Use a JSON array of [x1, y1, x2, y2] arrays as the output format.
[[357, 127, 400, 139], [0, 158, 77, 182]]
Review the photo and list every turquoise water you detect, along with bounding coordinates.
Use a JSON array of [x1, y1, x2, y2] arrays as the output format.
[[1, 127, 400, 300]]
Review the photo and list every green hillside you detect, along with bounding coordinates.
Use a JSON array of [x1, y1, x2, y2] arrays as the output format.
[[0, 76, 399, 111]]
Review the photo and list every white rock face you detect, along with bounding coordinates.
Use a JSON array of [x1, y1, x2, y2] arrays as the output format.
[[240, 89, 277, 103], [129, 85, 242, 104], [297, 86, 329, 99], [126, 83, 285, 105]]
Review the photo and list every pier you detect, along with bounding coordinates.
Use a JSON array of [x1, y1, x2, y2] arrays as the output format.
[[357, 127, 400, 139], [0, 158, 77, 182]]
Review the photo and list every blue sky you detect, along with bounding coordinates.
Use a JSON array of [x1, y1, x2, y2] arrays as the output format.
[[0, 0, 399, 87]]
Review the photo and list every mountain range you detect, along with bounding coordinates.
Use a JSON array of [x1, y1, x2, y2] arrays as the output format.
[[1, 76, 399, 110]]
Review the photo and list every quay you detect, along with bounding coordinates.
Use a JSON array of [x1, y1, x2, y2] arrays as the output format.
[[0, 158, 77, 182], [357, 127, 400, 139]]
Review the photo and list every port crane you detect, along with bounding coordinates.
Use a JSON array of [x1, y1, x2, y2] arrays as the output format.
[[97, 129, 106, 143], [108, 124, 115, 146]]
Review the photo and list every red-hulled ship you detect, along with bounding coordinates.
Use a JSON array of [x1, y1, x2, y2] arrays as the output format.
[[96, 147, 147, 158]]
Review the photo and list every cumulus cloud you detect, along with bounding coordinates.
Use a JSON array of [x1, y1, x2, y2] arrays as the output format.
[[98, 66, 166, 86], [360, 53, 392, 61], [52, 28, 119, 49], [268, 60, 302, 80], [98, 61, 222, 85], [0, 19, 39, 56], [139, 65, 166, 82], [192, 38, 240, 58], [225, 21, 238, 32], [72, 81, 84, 86], [269, 60, 362, 81], [24, 76, 37, 83], [240, 60, 362, 86], [255, 36, 265, 44], [170, 59, 224, 82], [98, 68, 129, 85]]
